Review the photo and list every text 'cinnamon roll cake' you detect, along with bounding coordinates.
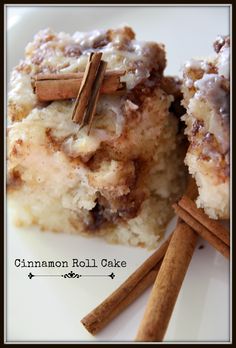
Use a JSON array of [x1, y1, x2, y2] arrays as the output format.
[[181, 36, 230, 220], [7, 27, 186, 249]]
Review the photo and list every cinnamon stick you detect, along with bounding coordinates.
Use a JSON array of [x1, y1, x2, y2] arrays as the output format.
[[81, 234, 172, 335], [86, 60, 107, 135], [173, 203, 230, 259], [71, 52, 103, 124], [33, 70, 125, 101], [135, 220, 197, 342], [178, 195, 230, 246], [34, 71, 125, 81], [81, 261, 162, 335], [135, 177, 198, 342]]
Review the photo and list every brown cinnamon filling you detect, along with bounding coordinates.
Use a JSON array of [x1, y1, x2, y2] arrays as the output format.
[[189, 129, 229, 183], [7, 168, 23, 190], [86, 158, 148, 231]]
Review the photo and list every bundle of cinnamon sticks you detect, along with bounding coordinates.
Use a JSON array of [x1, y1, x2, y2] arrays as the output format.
[[81, 178, 230, 341]]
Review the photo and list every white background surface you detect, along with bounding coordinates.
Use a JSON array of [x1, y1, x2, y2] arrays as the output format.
[[6, 5, 230, 343]]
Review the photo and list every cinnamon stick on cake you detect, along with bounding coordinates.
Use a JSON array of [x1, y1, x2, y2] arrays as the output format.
[[32, 70, 126, 101], [7, 27, 186, 248]]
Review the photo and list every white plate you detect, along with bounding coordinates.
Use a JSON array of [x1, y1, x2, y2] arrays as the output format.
[[5, 5, 230, 343]]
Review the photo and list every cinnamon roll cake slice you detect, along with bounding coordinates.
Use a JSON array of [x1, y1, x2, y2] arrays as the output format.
[[7, 27, 186, 248]]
